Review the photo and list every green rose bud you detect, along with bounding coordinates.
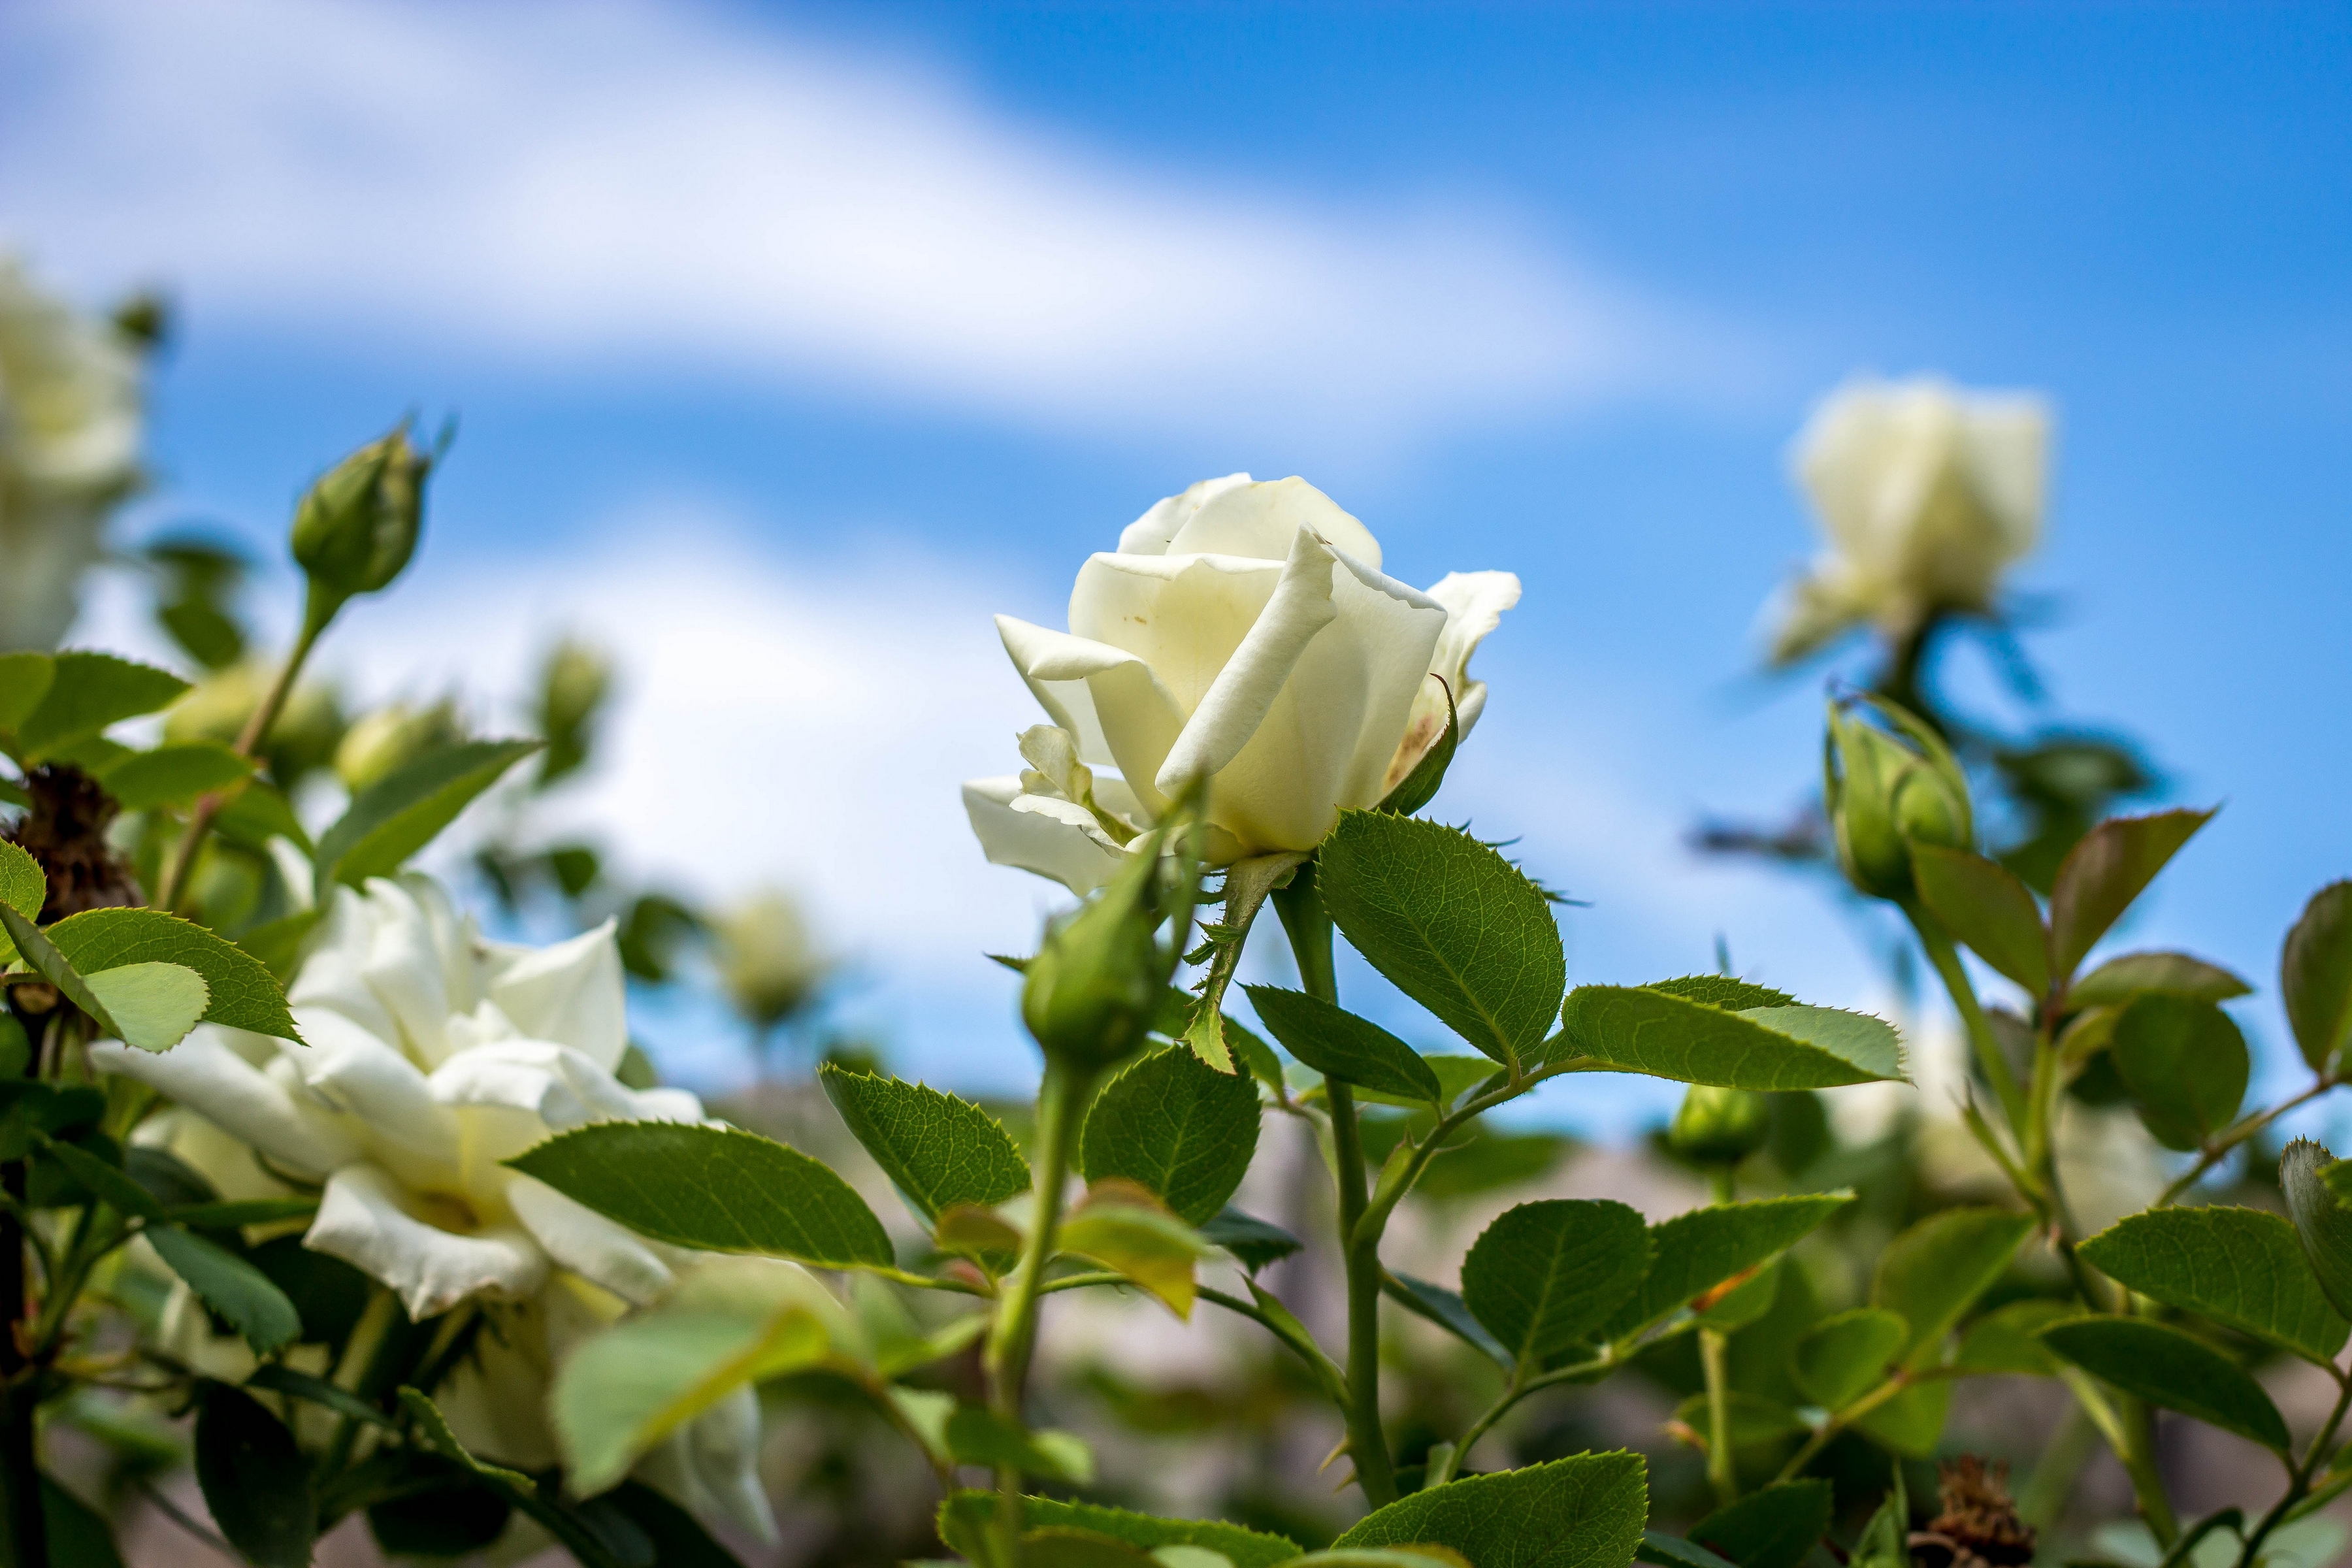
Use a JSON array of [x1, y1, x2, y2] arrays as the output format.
[[291, 424, 433, 632], [334, 699, 463, 792], [1822, 694, 1973, 901], [1668, 1084, 1772, 1165]]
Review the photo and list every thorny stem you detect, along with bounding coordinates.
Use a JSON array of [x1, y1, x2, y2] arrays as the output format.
[[2233, 1365, 2352, 1568]]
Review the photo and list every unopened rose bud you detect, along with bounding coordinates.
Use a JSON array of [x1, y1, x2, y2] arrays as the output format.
[[1021, 794, 1204, 1070], [1669, 1084, 1771, 1165], [291, 425, 431, 630], [1823, 695, 1972, 901], [335, 700, 463, 792]]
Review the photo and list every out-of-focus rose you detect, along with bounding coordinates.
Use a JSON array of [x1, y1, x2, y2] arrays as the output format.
[[964, 474, 1518, 892], [1767, 377, 2051, 662], [334, 698, 465, 791], [710, 887, 826, 1033], [0, 257, 144, 651], [94, 873, 775, 1539]]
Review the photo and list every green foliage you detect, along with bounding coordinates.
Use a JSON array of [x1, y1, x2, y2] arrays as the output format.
[[2283, 883, 2352, 1073], [1643, 976, 1798, 1011], [0, 651, 56, 734], [1560, 987, 1904, 1089], [1331, 1452, 1648, 1568], [2068, 951, 2251, 1009], [1871, 1207, 2035, 1367], [1952, 1299, 2074, 1375], [1078, 1045, 1261, 1225], [2039, 1316, 2291, 1452], [95, 742, 253, 811], [1602, 1194, 1853, 1340], [2079, 1205, 2349, 1364], [399, 1386, 644, 1568], [1688, 1479, 1832, 1568], [819, 1065, 1030, 1224], [1386, 1270, 1512, 1366], [2109, 994, 2247, 1150], [939, 1493, 1305, 1568], [1462, 1200, 1652, 1365], [80, 960, 208, 1051], [945, 1406, 1096, 1485], [1911, 844, 2050, 996], [39, 1478, 123, 1568], [1635, 1534, 1740, 1568], [1379, 676, 1458, 817], [7, 651, 188, 761], [2281, 1139, 2352, 1323], [0, 839, 46, 917], [1318, 812, 1565, 1069], [507, 1120, 893, 1269], [194, 1382, 314, 1568], [314, 737, 542, 892], [1246, 985, 1441, 1103], [1201, 1207, 1302, 1272], [47, 904, 302, 1042], [147, 1225, 302, 1357], [1789, 1308, 1908, 1409], [2046, 808, 2214, 981], [1058, 1198, 1209, 1316]]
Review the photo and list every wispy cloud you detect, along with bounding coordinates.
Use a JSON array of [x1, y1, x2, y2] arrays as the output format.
[[0, 0, 1756, 446]]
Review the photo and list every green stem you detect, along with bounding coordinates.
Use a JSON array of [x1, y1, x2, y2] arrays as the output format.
[[1275, 870, 1396, 1508], [1904, 901, 2030, 1148], [1700, 1326, 1738, 1507], [1774, 1374, 1917, 1484], [2161, 1077, 2340, 1207], [0, 1018, 43, 1568], [2234, 1368, 2352, 1568], [2113, 1392, 2181, 1548], [2017, 1403, 2099, 1529]]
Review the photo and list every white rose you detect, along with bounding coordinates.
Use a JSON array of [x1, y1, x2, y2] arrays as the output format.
[[0, 256, 144, 651], [95, 873, 775, 1541], [963, 474, 1519, 892], [1767, 376, 2050, 662]]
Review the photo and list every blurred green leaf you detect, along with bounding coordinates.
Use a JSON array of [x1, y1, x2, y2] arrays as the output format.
[[1078, 1045, 1260, 1225], [2068, 951, 2251, 1010], [1059, 1195, 1207, 1318], [399, 1386, 634, 1568], [1200, 1207, 1301, 1273], [938, 1492, 1303, 1568], [0, 652, 56, 734], [314, 737, 540, 893], [2040, 1315, 2289, 1452], [2284, 883, 2352, 1074], [0, 840, 43, 918], [95, 742, 253, 812], [2080, 1205, 2347, 1364], [11, 651, 188, 760], [212, 780, 311, 854], [48, 905, 301, 1042], [819, 1064, 1030, 1224], [1602, 1194, 1854, 1341], [1637, 1534, 1740, 1568], [945, 1406, 1095, 1486], [1871, 1207, 2035, 1367], [35, 1130, 163, 1220], [39, 1478, 123, 1568], [1462, 1198, 1651, 1365], [2110, 994, 2247, 1151], [235, 909, 321, 984], [2047, 808, 2214, 981], [1913, 844, 2049, 996], [1789, 1308, 1907, 1410], [1690, 1479, 1831, 1568], [1246, 985, 1441, 1103], [1853, 1381, 1952, 1458], [1671, 1391, 1808, 1449], [194, 1382, 313, 1568], [1385, 1269, 1512, 1367], [1331, 1452, 1648, 1568], [2282, 1140, 2352, 1324], [1953, 1299, 2075, 1376], [150, 1226, 301, 1356], [81, 960, 208, 1052], [1561, 987, 1904, 1089]]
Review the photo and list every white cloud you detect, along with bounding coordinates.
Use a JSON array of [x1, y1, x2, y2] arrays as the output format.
[[0, 0, 1751, 446]]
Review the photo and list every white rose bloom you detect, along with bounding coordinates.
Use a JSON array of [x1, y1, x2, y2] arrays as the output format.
[[0, 256, 144, 651], [964, 474, 1519, 892], [1767, 376, 2051, 662], [93, 873, 776, 1541]]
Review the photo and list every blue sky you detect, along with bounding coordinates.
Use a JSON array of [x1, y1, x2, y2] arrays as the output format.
[[6, 1, 2349, 1127]]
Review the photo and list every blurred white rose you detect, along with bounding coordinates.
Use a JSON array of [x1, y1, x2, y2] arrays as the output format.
[[964, 474, 1518, 892], [0, 256, 144, 651], [711, 887, 827, 1035], [95, 873, 774, 1540], [1767, 376, 2051, 662]]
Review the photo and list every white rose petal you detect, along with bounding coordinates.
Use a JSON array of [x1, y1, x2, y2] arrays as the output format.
[[91, 1027, 361, 1179], [482, 918, 628, 1071], [963, 776, 1128, 894], [306, 1163, 548, 1320], [505, 1174, 677, 1307], [426, 1039, 642, 1131]]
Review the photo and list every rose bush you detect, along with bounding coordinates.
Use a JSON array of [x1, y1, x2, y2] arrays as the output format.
[[964, 473, 1518, 890], [1768, 375, 2050, 661]]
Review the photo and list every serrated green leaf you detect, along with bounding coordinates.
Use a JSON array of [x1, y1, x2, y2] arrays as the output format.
[[1319, 811, 1565, 1069], [1853, 1381, 1952, 1458], [2284, 883, 2352, 1073], [1333, 1452, 1648, 1568], [2068, 951, 2251, 1010], [0, 903, 118, 1034], [1059, 1198, 1207, 1318], [1790, 1308, 1908, 1409], [1671, 1390, 1808, 1449], [82, 961, 208, 1052], [506, 1121, 892, 1269], [150, 1226, 301, 1356], [95, 742, 255, 811], [315, 737, 541, 892], [818, 1064, 1030, 1224], [1200, 1207, 1301, 1272], [1245, 985, 1441, 1103], [2080, 1205, 2348, 1365], [945, 1406, 1096, 1486], [1953, 1299, 2075, 1375], [244, 1364, 399, 1431], [1644, 976, 1798, 1011], [1913, 845, 2050, 996], [47, 905, 301, 1042], [0, 840, 42, 919], [938, 1492, 1303, 1568], [0, 651, 56, 734], [35, 1130, 165, 1219], [2110, 994, 2247, 1151], [1185, 851, 1309, 1074], [1635, 1533, 1740, 1568], [1872, 1207, 2035, 1367], [1601, 1194, 1854, 1341], [13, 651, 188, 759], [1078, 1045, 1260, 1225], [1689, 1480, 1831, 1568], [1462, 1199, 1651, 1365], [1385, 1269, 1512, 1366], [194, 1382, 313, 1568], [1560, 987, 1904, 1089], [2047, 808, 2215, 981], [2040, 1315, 2289, 1452], [2282, 1140, 2352, 1324]]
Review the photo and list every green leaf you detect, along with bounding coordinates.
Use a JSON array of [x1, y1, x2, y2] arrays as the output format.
[[601, 1482, 753, 1568], [1078, 1045, 1261, 1225], [1671, 1391, 1808, 1449], [1912, 845, 2050, 996], [2039, 1315, 2290, 1452], [1789, 1308, 1908, 1410], [553, 1278, 834, 1495], [2284, 883, 2352, 1073], [314, 737, 542, 892], [0, 651, 56, 734], [0, 903, 120, 1036], [1058, 1198, 1207, 1318], [148, 1225, 302, 1356], [1385, 1269, 1513, 1366], [1332, 1452, 1648, 1568], [365, 1474, 514, 1561], [399, 1386, 634, 1568], [1379, 674, 1458, 817], [1350, 1054, 1505, 1113], [1245, 985, 1442, 1103], [245, 1364, 400, 1431], [1462, 1199, 1652, 1365], [1319, 811, 1565, 1069], [94, 742, 255, 811], [0, 840, 42, 919], [165, 1198, 319, 1230], [194, 1382, 315, 1568], [1644, 976, 1798, 1011], [214, 780, 312, 855], [1601, 1194, 1854, 1340], [47, 905, 302, 1042], [2079, 1205, 2349, 1365], [2281, 1139, 2352, 1324], [1184, 851, 1309, 1074], [2046, 808, 2215, 981], [39, 1478, 124, 1568], [81, 961, 208, 1052], [2110, 994, 2247, 1151], [1688, 1480, 1832, 1568], [818, 1064, 1030, 1224], [1871, 1207, 2036, 1366], [1560, 987, 1904, 1089], [938, 1492, 1304, 1568], [2068, 951, 2251, 1010], [34, 1131, 164, 1220], [1849, 1461, 1909, 1568], [506, 1121, 893, 1269], [1200, 1207, 1302, 1272], [12, 651, 188, 760], [1635, 1534, 1740, 1568], [1853, 1382, 1953, 1458], [945, 1406, 1095, 1486], [237, 909, 323, 984], [1953, 1299, 2076, 1376]]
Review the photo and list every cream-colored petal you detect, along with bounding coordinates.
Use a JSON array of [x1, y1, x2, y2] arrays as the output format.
[[678, 1387, 779, 1544], [1383, 570, 1522, 792], [399, 872, 484, 1015], [995, 614, 1185, 799], [1164, 476, 1382, 569], [288, 1005, 456, 1162], [306, 1162, 547, 1319], [962, 776, 1128, 894], [426, 1040, 640, 1131], [630, 1086, 710, 1123], [1153, 530, 1341, 798], [484, 920, 627, 1072], [1117, 472, 1252, 556], [1068, 551, 1284, 719], [506, 1173, 676, 1307], [91, 1026, 361, 1178], [355, 877, 456, 1066], [1955, 396, 2051, 557], [285, 885, 402, 1045]]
